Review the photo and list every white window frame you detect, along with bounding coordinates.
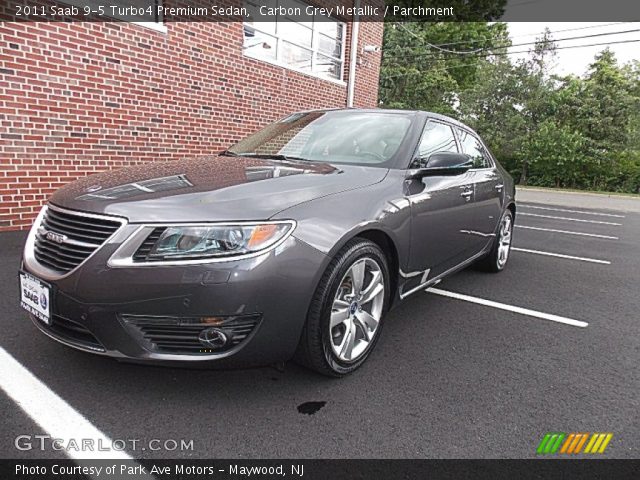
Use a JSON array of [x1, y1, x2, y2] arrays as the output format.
[[131, 21, 167, 34], [243, 1, 347, 84]]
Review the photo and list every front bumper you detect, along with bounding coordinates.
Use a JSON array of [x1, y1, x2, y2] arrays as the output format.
[[23, 225, 328, 368]]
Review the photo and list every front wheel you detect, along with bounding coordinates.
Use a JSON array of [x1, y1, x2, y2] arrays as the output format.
[[294, 238, 389, 377], [476, 209, 514, 273]]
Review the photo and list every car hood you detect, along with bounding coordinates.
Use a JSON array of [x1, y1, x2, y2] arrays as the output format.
[[49, 156, 389, 222]]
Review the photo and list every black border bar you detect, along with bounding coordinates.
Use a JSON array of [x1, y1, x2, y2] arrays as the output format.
[[3, 459, 640, 480], [1, 0, 639, 22]]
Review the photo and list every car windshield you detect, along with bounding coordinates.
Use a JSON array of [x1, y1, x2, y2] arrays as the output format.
[[226, 111, 412, 166]]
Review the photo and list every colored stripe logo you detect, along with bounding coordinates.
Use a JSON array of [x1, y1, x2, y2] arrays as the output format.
[[537, 433, 612, 454]]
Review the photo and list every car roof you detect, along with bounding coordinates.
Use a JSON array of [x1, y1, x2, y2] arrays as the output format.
[[422, 111, 468, 129], [294, 108, 471, 130], [293, 107, 419, 115]]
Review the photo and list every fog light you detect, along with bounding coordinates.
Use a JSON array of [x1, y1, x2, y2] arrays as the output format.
[[198, 327, 228, 349]]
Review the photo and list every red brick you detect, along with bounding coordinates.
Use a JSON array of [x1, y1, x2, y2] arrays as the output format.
[[1, 20, 383, 230]]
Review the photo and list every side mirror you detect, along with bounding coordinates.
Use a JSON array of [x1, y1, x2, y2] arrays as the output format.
[[406, 152, 473, 179]]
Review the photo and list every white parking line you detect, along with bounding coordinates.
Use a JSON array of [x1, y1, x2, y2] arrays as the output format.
[[519, 204, 625, 218], [0, 347, 130, 461], [512, 247, 611, 265], [516, 225, 619, 240], [426, 288, 589, 328], [519, 212, 622, 226]]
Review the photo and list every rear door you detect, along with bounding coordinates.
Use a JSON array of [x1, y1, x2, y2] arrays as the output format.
[[455, 127, 503, 252]]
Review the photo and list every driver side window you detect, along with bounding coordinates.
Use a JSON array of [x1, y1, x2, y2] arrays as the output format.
[[413, 121, 458, 168]]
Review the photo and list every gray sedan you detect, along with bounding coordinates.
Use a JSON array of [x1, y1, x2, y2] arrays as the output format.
[[20, 109, 515, 376]]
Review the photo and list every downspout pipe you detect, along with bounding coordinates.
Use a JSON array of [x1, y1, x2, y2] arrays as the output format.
[[346, 0, 360, 107]]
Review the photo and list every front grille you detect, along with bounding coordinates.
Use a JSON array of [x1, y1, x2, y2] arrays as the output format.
[[33, 206, 123, 274], [121, 314, 261, 355], [34, 314, 105, 352]]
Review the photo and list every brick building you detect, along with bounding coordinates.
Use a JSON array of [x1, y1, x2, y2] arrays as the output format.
[[0, 4, 383, 230]]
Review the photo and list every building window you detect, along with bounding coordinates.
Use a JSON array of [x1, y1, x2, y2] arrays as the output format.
[[243, 0, 345, 81]]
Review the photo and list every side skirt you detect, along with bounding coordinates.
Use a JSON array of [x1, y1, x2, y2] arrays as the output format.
[[398, 246, 491, 300]]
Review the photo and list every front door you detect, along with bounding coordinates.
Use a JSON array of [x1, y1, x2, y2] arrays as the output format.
[[404, 121, 480, 289]]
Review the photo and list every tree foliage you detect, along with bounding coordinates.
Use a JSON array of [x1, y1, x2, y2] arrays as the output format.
[[379, 22, 509, 114]]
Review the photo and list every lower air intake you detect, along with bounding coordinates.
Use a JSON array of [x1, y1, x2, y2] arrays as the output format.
[[120, 314, 261, 355], [33, 314, 105, 353]]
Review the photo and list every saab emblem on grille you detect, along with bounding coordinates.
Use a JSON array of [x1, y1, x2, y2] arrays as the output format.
[[45, 231, 67, 244]]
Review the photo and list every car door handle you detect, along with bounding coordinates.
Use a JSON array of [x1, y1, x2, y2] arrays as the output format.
[[495, 184, 504, 191], [460, 189, 473, 200]]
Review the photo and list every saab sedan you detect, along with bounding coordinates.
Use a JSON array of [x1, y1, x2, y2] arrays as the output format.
[[20, 109, 515, 376]]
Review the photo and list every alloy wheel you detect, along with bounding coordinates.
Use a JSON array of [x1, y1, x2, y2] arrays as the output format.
[[329, 257, 385, 362], [497, 214, 513, 269]]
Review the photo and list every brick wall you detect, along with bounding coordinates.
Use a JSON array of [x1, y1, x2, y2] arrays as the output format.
[[0, 19, 383, 231]]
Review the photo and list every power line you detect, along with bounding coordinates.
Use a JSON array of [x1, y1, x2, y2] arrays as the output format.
[[390, 28, 640, 60], [410, 22, 632, 50], [394, 22, 485, 55], [506, 22, 631, 40], [381, 38, 640, 79], [394, 27, 640, 58], [497, 37, 640, 57]]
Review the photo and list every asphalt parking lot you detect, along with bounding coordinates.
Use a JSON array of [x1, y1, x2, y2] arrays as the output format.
[[1, 191, 639, 460]]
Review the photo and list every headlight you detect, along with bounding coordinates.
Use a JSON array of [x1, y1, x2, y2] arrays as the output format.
[[139, 222, 295, 262]]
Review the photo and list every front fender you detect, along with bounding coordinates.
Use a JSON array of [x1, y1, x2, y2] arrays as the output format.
[[271, 170, 411, 302]]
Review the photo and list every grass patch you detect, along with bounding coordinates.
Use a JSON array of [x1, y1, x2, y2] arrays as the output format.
[[516, 185, 640, 198]]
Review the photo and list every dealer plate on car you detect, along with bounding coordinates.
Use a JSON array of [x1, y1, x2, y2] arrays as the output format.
[[19, 271, 51, 325]]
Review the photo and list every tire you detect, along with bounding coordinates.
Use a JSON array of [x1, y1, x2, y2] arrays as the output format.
[[476, 209, 514, 273], [294, 238, 390, 377]]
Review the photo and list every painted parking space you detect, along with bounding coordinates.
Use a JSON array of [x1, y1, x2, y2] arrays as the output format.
[[518, 203, 626, 218], [426, 287, 589, 327], [518, 212, 623, 226], [510, 247, 610, 264], [515, 212, 623, 237]]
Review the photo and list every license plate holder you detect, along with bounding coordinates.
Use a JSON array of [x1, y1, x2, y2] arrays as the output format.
[[19, 271, 52, 325]]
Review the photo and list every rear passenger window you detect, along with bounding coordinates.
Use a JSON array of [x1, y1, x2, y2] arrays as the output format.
[[457, 128, 492, 169]]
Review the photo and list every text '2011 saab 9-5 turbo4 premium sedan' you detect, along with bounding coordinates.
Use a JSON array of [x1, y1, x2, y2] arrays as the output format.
[[20, 109, 515, 376]]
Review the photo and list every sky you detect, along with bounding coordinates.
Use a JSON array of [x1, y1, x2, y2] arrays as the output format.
[[505, 22, 640, 77]]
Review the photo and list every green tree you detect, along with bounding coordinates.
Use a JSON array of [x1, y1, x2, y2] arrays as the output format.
[[458, 30, 558, 184], [520, 119, 587, 188], [584, 49, 632, 153], [457, 58, 528, 176], [553, 50, 637, 190], [379, 22, 509, 114]]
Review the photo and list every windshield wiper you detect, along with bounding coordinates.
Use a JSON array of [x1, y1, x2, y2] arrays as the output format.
[[220, 150, 240, 157], [224, 152, 310, 162]]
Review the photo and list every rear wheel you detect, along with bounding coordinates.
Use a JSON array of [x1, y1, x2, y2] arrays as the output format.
[[294, 238, 389, 377], [476, 209, 513, 273]]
